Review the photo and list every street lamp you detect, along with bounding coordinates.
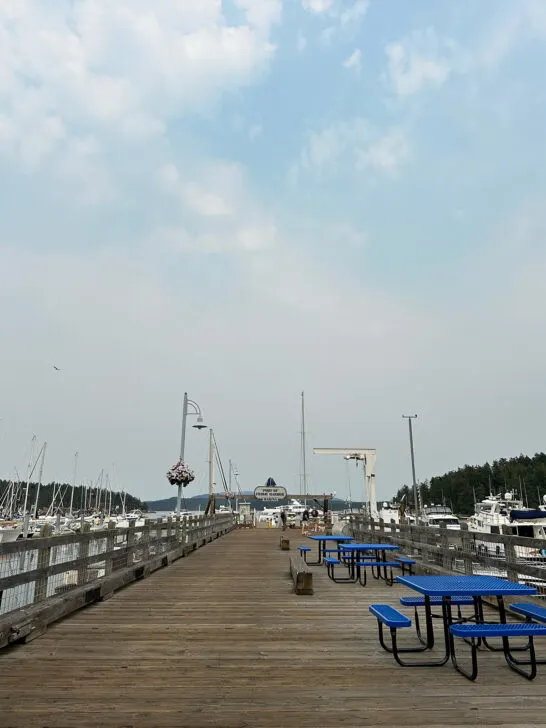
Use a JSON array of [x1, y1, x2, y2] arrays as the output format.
[[177, 392, 207, 514], [402, 414, 419, 521]]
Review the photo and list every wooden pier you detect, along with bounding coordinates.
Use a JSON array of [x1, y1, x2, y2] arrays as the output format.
[[2, 528, 546, 727]]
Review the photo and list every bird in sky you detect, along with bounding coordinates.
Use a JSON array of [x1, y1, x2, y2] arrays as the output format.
[[53, 365, 60, 371]]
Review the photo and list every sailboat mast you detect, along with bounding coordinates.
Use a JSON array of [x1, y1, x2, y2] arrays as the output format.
[[33, 442, 47, 518], [22, 435, 37, 517], [69, 451, 79, 516], [301, 391, 308, 504]]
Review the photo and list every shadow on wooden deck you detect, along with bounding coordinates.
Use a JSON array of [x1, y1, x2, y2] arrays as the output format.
[[1, 528, 546, 727]]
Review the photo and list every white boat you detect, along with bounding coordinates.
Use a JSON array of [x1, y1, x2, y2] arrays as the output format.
[[217, 505, 237, 515], [0, 522, 23, 543], [469, 492, 546, 559], [168, 510, 192, 519], [377, 501, 415, 529], [420, 504, 460, 530], [258, 498, 322, 524]]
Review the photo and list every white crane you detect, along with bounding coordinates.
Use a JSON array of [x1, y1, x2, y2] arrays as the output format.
[[312, 448, 378, 519]]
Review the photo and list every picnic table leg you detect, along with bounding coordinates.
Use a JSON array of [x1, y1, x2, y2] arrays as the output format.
[[371, 550, 392, 584], [480, 597, 531, 653], [379, 616, 450, 666], [423, 595, 435, 649], [414, 597, 466, 648], [445, 596, 480, 679], [348, 551, 357, 581], [306, 541, 322, 566]]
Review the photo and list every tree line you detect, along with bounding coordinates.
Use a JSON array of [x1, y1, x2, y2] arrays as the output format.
[[0, 479, 148, 514], [394, 452, 546, 516]]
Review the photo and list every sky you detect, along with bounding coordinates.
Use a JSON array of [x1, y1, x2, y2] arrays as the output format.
[[1, 0, 546, 505]]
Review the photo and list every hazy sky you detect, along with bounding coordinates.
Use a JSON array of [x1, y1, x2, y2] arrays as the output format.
[[1, 0, 546, 504]]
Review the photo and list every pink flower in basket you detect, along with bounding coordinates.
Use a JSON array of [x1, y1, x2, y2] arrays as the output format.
[[166, 459, 195, 486]]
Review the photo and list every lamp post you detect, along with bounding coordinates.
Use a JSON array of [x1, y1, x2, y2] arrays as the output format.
[[402, 414, 419, 521], [177, 392, 207, 515]]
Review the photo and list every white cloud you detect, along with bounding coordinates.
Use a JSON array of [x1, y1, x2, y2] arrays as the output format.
[[385, 28, 454, 98], [53, 136, 117, 206], [154, 158, 276, 253], [0, 1, 281, 181], [383, 4, 546, 101], [343, 49, 361, 72], [357, 128, 409, 174], [302, 0, 333, 12], [235, 0, 283, 33], [297, 30, 307, 52], [476, 0, 546, 70], [339, 0, 369, 26], [302, 0, 369, 41], [302, 0, 368, 21], [293, 118, 410, 181], [183, 185, 234, 218]]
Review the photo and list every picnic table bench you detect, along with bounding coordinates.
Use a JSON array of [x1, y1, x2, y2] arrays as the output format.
[[371, 575, 546, 681]]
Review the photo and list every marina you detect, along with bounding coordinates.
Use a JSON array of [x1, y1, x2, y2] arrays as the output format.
[[2, 526, 546, 727], [2, 2, 546, 726]]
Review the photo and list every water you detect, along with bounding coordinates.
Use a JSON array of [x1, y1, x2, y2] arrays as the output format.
[[147, 510, 201, 520]]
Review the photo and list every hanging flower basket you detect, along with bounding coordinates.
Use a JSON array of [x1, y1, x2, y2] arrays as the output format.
[[166, 459, 195, 487]]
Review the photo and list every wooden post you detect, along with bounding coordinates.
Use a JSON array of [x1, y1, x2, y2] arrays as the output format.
[[439, 521, 451, 569], [104, 521, 116, 576], [378, 518, 385, 538], [279, 536, 290, 551], [459, 522, 474, 575], [501, 525, 519, 583], [77, 522, 91, 585], [143, 519, 152, 560], [126, 520, 135, 567], [399, 518, 407, 549], [34, 523, 53, 603], [188, 516, 196, 549], [390, 519, 397, 541]]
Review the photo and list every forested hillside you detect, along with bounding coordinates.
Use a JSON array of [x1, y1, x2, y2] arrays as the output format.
[[394, 453, 546, 516], [0, 479, 147, 513]]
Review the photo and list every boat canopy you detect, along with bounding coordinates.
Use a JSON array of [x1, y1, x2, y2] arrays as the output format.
[[510, 509, 546, 521]]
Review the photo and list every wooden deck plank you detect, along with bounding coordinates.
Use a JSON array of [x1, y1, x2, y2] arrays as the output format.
[[1, 528, 546, 727]]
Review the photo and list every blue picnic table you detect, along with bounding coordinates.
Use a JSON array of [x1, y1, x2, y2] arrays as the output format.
[[339, 543, 400, 584], [306, 535, 354, 565], [393, 574, 540, 675]]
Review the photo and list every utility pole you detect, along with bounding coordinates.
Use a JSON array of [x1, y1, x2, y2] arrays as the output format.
[[402, 415, 419, 521]]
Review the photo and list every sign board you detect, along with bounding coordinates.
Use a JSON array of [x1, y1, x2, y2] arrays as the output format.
[[254, 485, 287, 501]]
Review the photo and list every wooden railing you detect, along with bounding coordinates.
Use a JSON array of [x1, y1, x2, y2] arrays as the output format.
[[348, 516, 546, 595], [0, 514, 235, 648]]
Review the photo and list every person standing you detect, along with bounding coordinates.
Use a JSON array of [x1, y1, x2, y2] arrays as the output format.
[[301, 508, 309, 535], [280, 509, 287, 531]]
